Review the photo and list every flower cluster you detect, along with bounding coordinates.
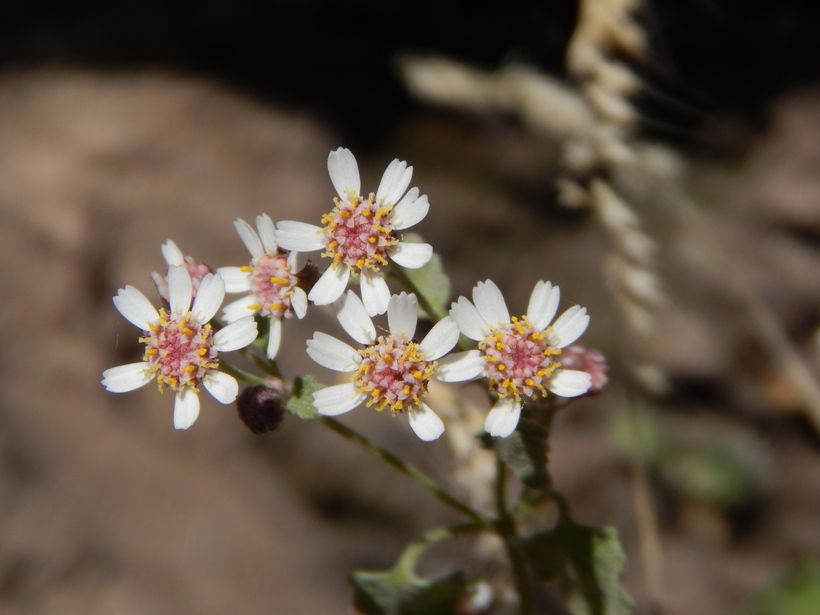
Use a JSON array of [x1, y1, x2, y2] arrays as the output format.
[[102, 147, 600, 439]]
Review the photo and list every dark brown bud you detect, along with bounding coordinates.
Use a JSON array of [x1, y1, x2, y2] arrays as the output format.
[[295, 260, 320, 295], [236, 385, 286, 434]]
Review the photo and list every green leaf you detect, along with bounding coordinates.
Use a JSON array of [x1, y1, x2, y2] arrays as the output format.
[[750, 559, 820, 615], [564, 525, 633, 615], [399, 234, 451, 320], [491, 418, 551, 490], [284, 376, 323, 420], [351, 569, 466, 615]]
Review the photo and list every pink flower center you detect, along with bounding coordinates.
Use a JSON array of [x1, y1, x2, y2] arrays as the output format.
[[321, 191, 399, 272], [354, 335, 436, 414], [479, 316, 562, 403], [244, 254, 299, 318], [141, 309, 218, 391]]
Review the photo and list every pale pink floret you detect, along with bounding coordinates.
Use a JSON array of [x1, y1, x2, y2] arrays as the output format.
[[274, 148, 433, 317], [449, 280, 592, 438], [151, 239, 213, 304], [217, 214, 308, 360], [102, 266, 258, 429], [305, 291, 482, 441]]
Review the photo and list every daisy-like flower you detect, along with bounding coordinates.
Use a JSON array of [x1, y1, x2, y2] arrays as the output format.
[[306, 291, 483, 441], [450, 280, 592, 438], [216, 214, 310, 359], [151, 239, 213, 304], [102, 266, 258, 429], [274, 148, 433, 317]]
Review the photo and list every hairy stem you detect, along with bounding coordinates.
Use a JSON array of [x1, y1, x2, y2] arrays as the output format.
[[495, 457, 535, 615], [320, 416, 491, 526]]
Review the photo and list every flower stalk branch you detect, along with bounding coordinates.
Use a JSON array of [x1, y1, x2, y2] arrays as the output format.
[[320, 416, 491, 526]]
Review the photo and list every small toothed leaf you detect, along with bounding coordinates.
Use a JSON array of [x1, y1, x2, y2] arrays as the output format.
[[351, 568, 466, 615], [284, 376, 323, 420]]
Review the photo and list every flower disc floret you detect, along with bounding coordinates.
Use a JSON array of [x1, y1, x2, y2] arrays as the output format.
[[321, 191, 399, 273], [243, 253, 301, 318], [479, 315, 562, 403], [141, 308, 219, 391], [355, 335, 437, 414]]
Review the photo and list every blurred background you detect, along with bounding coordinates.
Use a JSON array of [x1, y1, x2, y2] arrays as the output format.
[[1, 1, 820, 613]]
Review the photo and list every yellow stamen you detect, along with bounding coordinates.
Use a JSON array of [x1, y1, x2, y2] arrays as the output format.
[[270, 277, 289, 285], [240, 266, 254, 272], [247, 304, 263, 311]]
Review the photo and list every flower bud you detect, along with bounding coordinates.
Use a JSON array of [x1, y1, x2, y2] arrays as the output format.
[[558, 344, 609, 394], [236, 385, 286, 434]]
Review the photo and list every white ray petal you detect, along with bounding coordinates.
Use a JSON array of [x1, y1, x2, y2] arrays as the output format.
[[550, 306, 590, 348], [216, 266, 251, 293], [287, 249, 308, 273], [418, 316, 459, 360], [306, 332, 360, 372], [222, 295, 258, 323], [255, 213, 279, 254], [161, 239, 185, 266], [407, 403, 445, 441], [291, 286, 308, 319], [473, 280, 510, 328], [308, 265, 350, 305], [390, 189, 429, 230], [313, 383, 366, 416], [328, 147, 361, 198], [376, 159, 413, 205], [435, 351, 484, 382], [191, 273, 225, 324], [273, 220, 326, 252], [173, 388, 200, 430], [101, 362, 153, 392], [213, 316, 257, 352], [360, 273, 390, 316], [266, 316, 282, 359], [167, 266, 193, 315], [389, 241, 433, 269], [203, 371, 239, 404], [234, 218, 265, 259], [547, 369, 592, 397], [526, 281, 560, 330], [334, 290, 375, 345], [113, 285, 158, 330], [484, 398, 522, 438], [449, 296, 490, 341], [388, 293, 418, 340]]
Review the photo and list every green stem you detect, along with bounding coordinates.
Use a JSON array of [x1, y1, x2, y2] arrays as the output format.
[[495, 457, 535, 615], [395, 522, 483, 579], [218, 358, 270, 387], [320, 416, 491, 527]]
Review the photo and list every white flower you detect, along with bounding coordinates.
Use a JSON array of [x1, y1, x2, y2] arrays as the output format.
[[216, 214, 309, 359], [274, 148, 433, 317], [449, 280, 592, 438], [150, 239, 213, 304], [102, 266, 258, 429], [305, 291, 483, 441]]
